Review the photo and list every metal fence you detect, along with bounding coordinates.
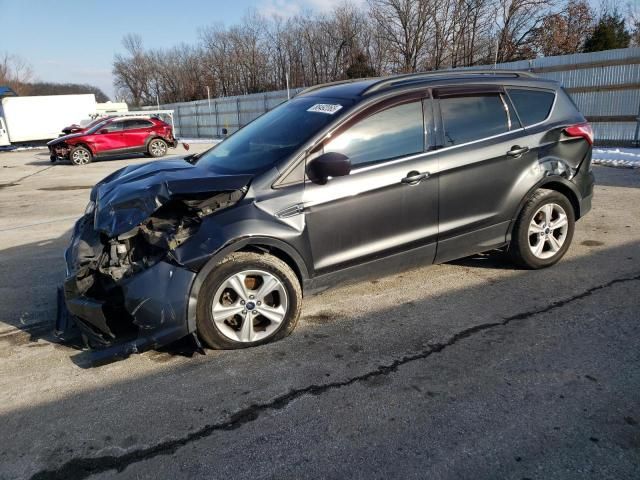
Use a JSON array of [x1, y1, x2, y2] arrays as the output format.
[[148, 47, 640, 146], [458, 47, 640, 146], [145, 88, 303, 139]]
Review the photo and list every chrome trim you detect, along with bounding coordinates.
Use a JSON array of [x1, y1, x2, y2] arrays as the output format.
[[500, 94, 512, 130], [504, 87, 557, 130], [350, 127, 525, 175]]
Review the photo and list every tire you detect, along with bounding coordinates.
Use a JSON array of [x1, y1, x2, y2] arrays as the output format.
[[196, 251, 302, 349], [509, 188, 575, 269], [69, 146, 92, 166], [147, 138, 168, 158]]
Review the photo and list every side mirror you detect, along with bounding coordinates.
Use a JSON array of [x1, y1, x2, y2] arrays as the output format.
[[306, 152, 351, 184], [99, 128, 109, 134], [221, 128, 228, 136]]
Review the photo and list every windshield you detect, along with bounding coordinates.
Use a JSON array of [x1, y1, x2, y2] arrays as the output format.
[[85, 119, 110, 134], [196, 96, 350, 174]]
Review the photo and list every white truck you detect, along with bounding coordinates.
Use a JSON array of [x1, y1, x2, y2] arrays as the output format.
[[0, 94, 97, 147]]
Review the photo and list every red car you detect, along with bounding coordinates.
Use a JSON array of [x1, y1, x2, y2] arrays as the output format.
[[48, 117, 177, 165], [60, 117, 110, 135]]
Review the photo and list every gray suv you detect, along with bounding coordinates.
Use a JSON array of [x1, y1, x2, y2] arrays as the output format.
[[58, 70, 594, 355]]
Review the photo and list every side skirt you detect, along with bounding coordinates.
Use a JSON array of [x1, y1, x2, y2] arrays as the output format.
[[304, 242, 436, 295]]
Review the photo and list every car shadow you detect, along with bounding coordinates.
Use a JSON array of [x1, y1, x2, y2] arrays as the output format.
[[447, 249, 514, 270]]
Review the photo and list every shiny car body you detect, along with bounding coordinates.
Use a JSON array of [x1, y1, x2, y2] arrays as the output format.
[[48, 116, 177, 163], [57, 71, 594, 357]]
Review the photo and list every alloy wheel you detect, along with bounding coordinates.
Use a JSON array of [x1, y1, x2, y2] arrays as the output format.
[[528, 203, 569, 259], [150, 140, 167, 156], [211, 270, 289, 343], [72, 149, 90, 165]]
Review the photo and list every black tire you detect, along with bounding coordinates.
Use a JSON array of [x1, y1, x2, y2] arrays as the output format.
[[509, 188, 575, 269], [69, 146, 92, 165], [147, 138, 168, 158], [196, 251, 302, 349]]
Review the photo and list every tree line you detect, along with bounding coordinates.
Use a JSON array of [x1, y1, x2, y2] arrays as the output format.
[[112, 0, 638, 107]]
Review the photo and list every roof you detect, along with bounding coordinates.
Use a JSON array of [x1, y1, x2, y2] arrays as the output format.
[[0, 86, 17, 98], [297, 70, 555, 100]]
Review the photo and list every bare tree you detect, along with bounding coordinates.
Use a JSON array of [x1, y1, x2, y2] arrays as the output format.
[[368, 0, 435, 72], [112, 1, 593, 105], [495, 0, 553, 62], [0, 52, 34, 94], [532, 0, 593, 55]]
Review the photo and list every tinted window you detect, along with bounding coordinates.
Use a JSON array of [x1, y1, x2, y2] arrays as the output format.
[[324, 101, 424, 167], [507, 88, 555, 126], [440, 94, 508, 146], [196, 97, 350, 174], [123, 119, 153, 129]]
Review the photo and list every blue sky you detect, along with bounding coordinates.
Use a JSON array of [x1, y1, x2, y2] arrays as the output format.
[[1, 0, 350, 100]]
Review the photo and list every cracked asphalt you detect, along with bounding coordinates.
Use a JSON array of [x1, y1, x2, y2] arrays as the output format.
[[1, 148, 639, 480]]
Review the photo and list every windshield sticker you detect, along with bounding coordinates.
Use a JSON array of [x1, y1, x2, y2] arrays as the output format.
[[307, 104, 343, 115]]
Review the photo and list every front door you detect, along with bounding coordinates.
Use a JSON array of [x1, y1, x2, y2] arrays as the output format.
[[302, 97, 439, 275], [91, 120, 126, 154]]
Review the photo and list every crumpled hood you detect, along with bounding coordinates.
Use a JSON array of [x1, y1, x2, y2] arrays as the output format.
[[91, 159, 253, 237], [47, 133, 85, 146]]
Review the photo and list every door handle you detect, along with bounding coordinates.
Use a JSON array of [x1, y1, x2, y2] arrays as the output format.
[[507, 145, 529, 157], [401, 170, 429, 185]]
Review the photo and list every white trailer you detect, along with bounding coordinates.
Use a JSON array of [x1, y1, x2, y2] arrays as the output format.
[[0, 94, 97, 146]]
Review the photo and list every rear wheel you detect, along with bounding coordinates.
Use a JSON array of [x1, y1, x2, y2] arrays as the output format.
[[148, 138, 168, 157], [69, 146, 92, 165], [509, 188, 575, 269], [196, 252, 302, 349]]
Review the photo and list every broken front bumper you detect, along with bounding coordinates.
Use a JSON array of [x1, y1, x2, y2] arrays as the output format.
[[58, 217, 197, 351]]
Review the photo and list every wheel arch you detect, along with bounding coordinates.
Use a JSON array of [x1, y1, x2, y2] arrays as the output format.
[[145, 135, 167, 149], [185, 236, 310, 333], [508, 176, 582, 241], [70, 142, 95, 155]]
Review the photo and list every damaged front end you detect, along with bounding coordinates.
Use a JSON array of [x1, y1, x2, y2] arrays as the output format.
[[58, 159, 251, 354]]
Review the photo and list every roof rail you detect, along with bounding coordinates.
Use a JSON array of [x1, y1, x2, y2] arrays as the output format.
[[362, 70, 537, 95], [296, 77, 379, 97]]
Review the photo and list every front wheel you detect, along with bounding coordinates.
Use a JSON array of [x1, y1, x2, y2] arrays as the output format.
[[509, 188, 575, 269], [148, 138, 168, 157], [69, 146, 92, 165], [196, 252, 302, 349]]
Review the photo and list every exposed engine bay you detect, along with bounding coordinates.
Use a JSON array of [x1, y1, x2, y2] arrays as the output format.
[[77, 189, 245, 286], [58, 157, 254, 353]]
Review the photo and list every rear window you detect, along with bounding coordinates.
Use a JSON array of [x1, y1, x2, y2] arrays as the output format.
[[507, 88, 555, 126], [123, 119, 154, 129], [440, 94, 509, 146]]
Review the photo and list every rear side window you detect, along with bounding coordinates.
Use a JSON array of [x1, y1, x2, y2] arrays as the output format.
[[324, 101, 424, 167], [507, 88, 555, 126], [123, 119, 153, 129], [439, 94, 509, 146]]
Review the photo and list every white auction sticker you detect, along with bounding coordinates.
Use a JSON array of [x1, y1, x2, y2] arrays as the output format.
[[307, 104, 343, 115]]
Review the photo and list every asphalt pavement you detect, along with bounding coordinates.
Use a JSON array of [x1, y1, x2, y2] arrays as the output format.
[[0, 148, 638, 480]]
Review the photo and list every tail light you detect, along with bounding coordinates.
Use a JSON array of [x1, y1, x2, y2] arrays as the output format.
[[564, 122, 593, 145]]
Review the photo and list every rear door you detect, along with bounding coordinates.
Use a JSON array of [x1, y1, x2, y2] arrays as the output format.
[[121, 119, 154, 151], [433, 85, 535, 263], [302, 94, 439, 275]]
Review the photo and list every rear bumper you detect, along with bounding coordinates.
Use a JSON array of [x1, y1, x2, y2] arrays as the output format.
[[573, 168, 595, 219]]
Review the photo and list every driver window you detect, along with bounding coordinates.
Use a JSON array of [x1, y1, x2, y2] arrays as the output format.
[[324, 100, 424, 168]]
